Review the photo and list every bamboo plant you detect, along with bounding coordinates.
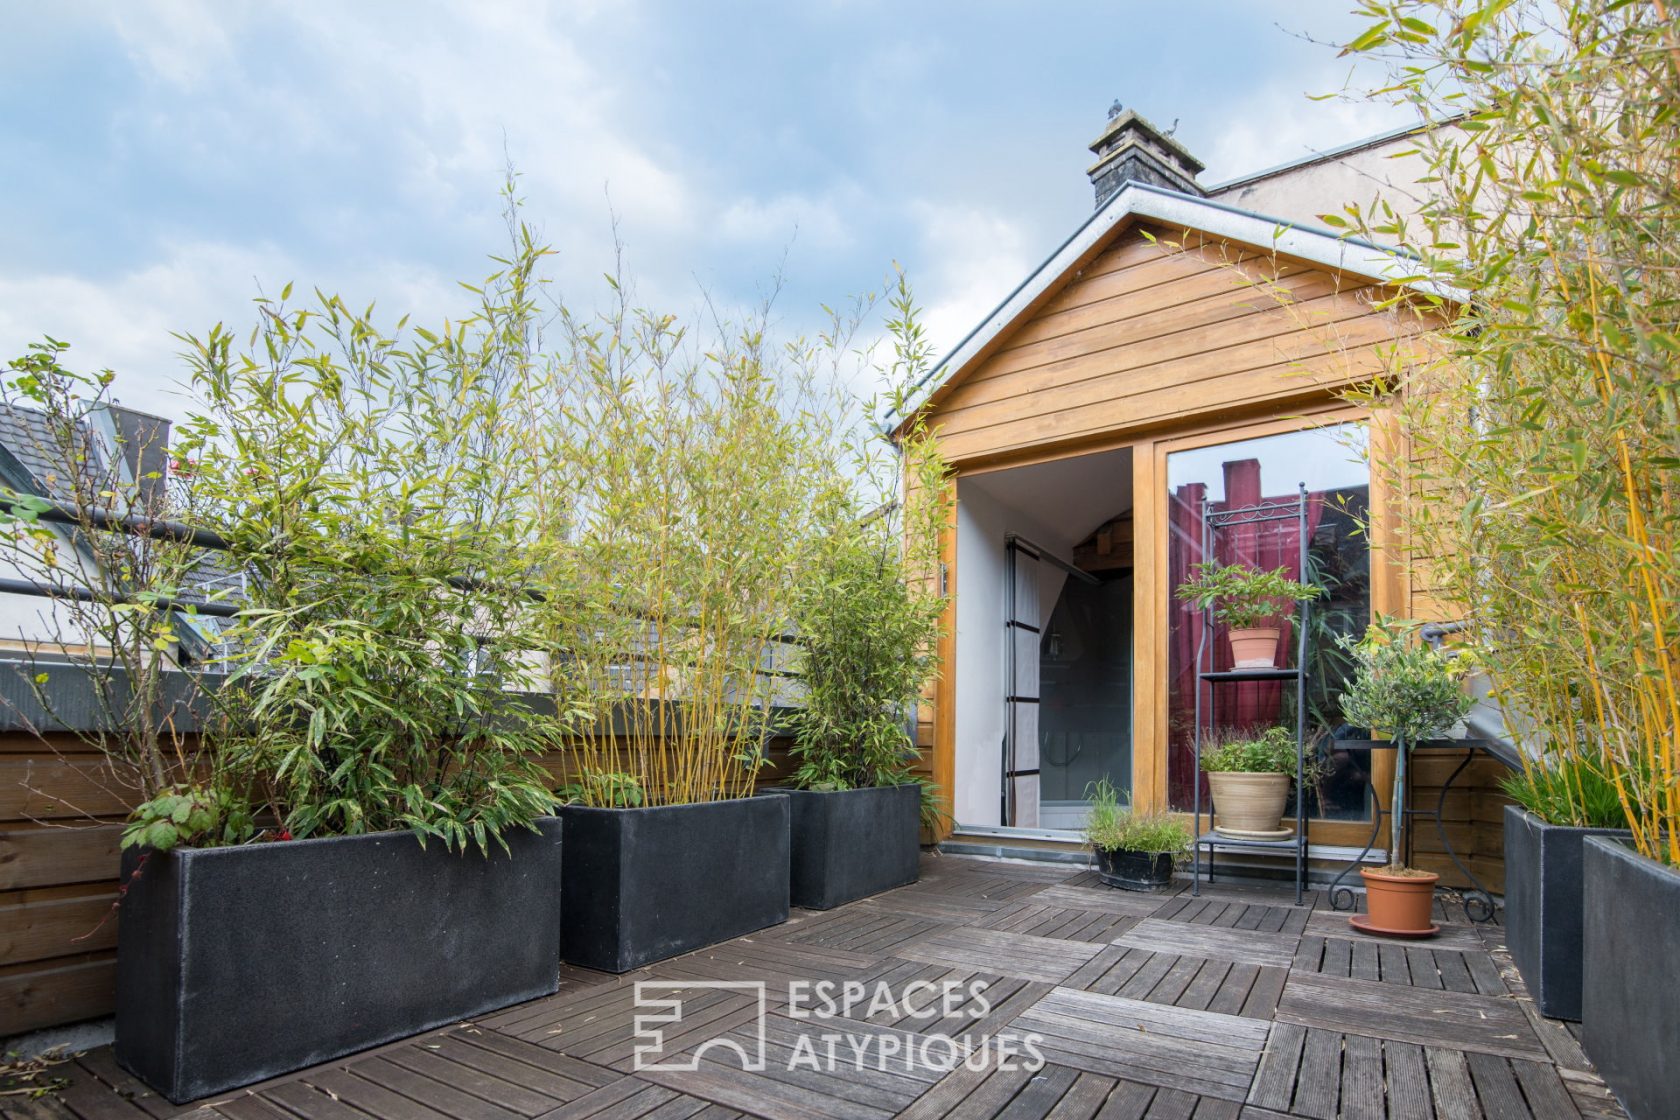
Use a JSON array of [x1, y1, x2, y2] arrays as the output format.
[[534, 283, 843, 806], [1332, 0, 1680, 865]]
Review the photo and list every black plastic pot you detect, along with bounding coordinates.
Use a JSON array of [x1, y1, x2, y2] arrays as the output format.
[[1094, 846, 1176, 891], [784, 784, 920, 910], [560, 793, 789, 972], [1582, 836, 1679, 1120], [1502, 805, 1630, 1020], [115, 818, 563, 1103]]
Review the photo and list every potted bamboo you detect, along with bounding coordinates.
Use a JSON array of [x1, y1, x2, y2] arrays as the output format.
[[102, 240, 569, 1104], [1199, 725, 1298, 838], [1499, 758, 1632, 1020], [1338, 621, 1474, 937], [781, 426, 948, 910], [1175, 561, 1320, 668], [537, 284, 856, 971], [1083, 779, 1190, 891]]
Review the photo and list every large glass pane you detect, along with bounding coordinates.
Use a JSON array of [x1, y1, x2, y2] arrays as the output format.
[[1038, 572, 1132, 823], [1165, 423, 1372, 819]]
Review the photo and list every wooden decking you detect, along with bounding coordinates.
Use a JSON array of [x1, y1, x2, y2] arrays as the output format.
[[8, 854, 1624, 1120]]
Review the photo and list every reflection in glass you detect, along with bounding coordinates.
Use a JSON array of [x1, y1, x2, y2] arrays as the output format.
[[1165, 424, 1372, 820]]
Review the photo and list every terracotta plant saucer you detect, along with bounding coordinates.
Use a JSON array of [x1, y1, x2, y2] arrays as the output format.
[[1348, 912, 1440, 939], [1214, 826, 1295, 841]]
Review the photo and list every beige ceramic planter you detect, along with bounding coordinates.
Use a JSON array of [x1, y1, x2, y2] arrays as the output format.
[[1228, 627, 1280, 668], [1207, 771, 1290, 834]]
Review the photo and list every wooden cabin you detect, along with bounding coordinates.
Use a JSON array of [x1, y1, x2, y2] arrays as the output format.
[[905, 109, 1512, 891]]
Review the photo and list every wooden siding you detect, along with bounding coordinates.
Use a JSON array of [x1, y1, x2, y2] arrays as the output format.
[[0, 733, 130, 1036], [927, 225, 1439, 468], [0, 730, 800, 1036]]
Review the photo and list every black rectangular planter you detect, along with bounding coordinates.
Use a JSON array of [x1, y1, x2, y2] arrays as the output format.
[[784, 784, 921, 909], [560, 794, 789, 972], [115, 818, 563, 1103], [1502, 804, 1631, 1020], [1582, 836, 1679, 1120]]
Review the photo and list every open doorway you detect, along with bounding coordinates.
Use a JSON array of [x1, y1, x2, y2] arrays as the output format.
[[952, 446, 1135, 832]]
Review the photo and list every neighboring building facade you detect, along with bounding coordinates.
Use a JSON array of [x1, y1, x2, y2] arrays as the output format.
[[906, 108, 1509, 889], [0, 402, 234, 662]]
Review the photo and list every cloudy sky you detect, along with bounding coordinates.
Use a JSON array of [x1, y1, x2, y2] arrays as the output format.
[[0, 2, 1408, 419]]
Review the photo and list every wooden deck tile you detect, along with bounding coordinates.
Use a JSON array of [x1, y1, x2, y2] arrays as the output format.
[[1018, 885, 1172, 919], [893, 927, 1103, 984], [1111, 919, 1298, 969], [1276, 972, 1547, 1062], [1302, 910, 1486, 953], [1011, 987, 1270, 1102]]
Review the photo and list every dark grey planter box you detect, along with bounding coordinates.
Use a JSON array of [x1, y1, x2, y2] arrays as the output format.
[[1503, 804, 1631, 1020], [1583, 836, 1679, 1120], [1094, 847, 1176, 891], [115, 818, 563, 1103], [785, 784, 920, 909], [560, 794, 789, 972]]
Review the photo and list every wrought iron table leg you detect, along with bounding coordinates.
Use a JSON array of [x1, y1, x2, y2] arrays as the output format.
[[1427, 750, 1497, 922], [1328, 800, 1387, 912]]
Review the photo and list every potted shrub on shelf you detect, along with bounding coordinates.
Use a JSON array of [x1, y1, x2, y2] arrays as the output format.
[[105, 230, 568, 1104], [1500, 756, 1633, 1020], [1174, 560, 1320, 668], [782, 412, 949, 910], [1083, 778, 1190, 891], [1338, 620, 1474, 937], [1199, 725, 1299, 838]]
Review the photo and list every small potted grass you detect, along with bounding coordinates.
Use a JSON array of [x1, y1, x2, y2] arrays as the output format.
[[1338, 620, 1474, 937], [1175, 560, 1320, 668], [1083, 779, 1191, 891]]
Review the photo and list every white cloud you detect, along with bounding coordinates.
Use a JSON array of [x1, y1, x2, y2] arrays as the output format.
[[718, 191, 855, 251], [108, 0, 237, 92], [0, 240, 460, 421], [1200, 70, 1414, 184], [908, 200, 1035, 359]]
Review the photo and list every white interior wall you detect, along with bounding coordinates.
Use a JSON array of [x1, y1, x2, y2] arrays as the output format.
[[951, 481, 1074, 826]]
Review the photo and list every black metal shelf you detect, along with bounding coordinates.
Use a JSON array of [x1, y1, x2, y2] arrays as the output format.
[[1195, 831, 1305, 850], [1199, 668, 1302, 683], [1190, 483, 1313, 907]]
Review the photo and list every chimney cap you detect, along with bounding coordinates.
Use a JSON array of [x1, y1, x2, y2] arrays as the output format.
[[1088, 107, 1204, 176], [1086, 105, 1205, 206]]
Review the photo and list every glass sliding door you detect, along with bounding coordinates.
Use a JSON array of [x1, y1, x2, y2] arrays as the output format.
[[1038, 572, 1133, 828], [1165, 422, 1373, 821]]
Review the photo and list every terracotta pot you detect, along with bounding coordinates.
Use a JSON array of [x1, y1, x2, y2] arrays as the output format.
[[1228, 627, 1280, 669], [1360, 867, 1439, 934], [1206, 771, 1290, 833]]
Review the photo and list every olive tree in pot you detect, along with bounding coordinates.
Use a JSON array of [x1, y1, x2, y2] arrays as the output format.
[[1199, 726, 1299, 838], [782, 282, 951, 909], [1175, 561, 1320, 668], [1337, 621, 1473, 937], [1083, 779, 1190, 891], [110, 214, 567, 1103]]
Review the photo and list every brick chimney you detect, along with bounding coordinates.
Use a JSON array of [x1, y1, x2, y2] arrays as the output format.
[[1088, 102, 1205, 208]]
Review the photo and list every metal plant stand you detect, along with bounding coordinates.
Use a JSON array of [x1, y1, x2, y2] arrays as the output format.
[[1324, 738, 1501, 922], [1190, 485, 1311, 907]]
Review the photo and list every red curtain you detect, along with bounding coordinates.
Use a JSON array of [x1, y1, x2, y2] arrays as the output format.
[[1167, 459, 1326, 810]]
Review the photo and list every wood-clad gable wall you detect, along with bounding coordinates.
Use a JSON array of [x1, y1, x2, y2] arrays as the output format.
[[917, 222, 1509, 888], [926, 223, 1437, 469]]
